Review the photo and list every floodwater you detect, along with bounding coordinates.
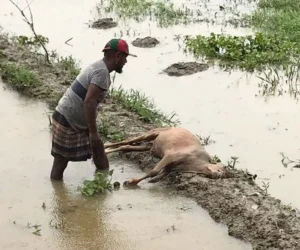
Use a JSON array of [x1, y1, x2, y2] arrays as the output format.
[[1, 0, 300, 246], [0, 81, 252, 249]]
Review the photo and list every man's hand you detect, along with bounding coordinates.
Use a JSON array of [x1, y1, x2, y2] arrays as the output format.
[[89, 132, 110, 170]]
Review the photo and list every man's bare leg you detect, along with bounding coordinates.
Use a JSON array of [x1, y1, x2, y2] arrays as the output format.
[[50, 155, 69, 180]]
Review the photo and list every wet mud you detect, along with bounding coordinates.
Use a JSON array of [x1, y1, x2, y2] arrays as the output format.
[[121, 151, 300, 250], [163, 62, 209, 76], [1, 35, 300, 250], [132, 36, 160, 48], [90, 17, 118, 29]]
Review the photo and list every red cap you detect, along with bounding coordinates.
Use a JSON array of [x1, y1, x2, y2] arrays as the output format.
[[102, 38, 137, 57]]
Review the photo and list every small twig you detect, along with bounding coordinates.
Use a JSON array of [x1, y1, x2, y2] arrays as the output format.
[[262, 181, 270, 195], [65, 37, 73, 46], [9, 0, 51, 64], [280, 152, 300, 168]]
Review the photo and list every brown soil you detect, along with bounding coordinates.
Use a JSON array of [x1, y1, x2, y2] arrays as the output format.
[[132, 36, 160, 48], [1, 34, 300, 250], [164, 62, 209, 76], [90, 18, 118, 29]]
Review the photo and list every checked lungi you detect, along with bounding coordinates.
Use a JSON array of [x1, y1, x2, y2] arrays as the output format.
[[51, 110, 92, 161]]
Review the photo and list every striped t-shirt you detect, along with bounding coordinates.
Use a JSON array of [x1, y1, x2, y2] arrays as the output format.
[[55, 59, 111, 131]]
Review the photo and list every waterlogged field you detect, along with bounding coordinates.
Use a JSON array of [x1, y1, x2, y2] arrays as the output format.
[[1, 0, 300, 249]]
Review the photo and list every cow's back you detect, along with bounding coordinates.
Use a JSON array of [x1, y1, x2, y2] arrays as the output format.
[[152, 127, 203, 157]]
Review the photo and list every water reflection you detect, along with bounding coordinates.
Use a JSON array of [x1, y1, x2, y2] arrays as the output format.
[[50, 181, 122, 250]]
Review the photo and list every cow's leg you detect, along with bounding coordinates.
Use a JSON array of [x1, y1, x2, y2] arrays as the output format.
[[148, 168, 169, 183], [105, 144, 151, 155], [104, 131, 160, 149], [124, 154, 179, 186]]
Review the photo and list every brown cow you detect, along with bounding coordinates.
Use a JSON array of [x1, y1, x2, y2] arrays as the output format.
[[104, 127, 226, 186]]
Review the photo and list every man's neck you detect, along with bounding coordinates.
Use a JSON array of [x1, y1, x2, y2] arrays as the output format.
[[102, 57, 115, 73]]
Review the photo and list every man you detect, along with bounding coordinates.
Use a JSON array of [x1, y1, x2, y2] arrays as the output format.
[[50, 38, 137, 180]]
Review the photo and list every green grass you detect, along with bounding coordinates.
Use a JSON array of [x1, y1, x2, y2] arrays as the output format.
[[183, 0, 300, 73], [79, 170, 114, 196], [251, 10, 300, 44], [98, 114, 126, 141], [54, 55, 81, 79], [248, 0, 300, 96], [184, 32, 300, 72], [257, 0, 300, 12], [249, 0, 300, 46], [98, 0, 192, 27], [0, 63, 39, 92], [16, 35, 81, 78], [108, 85, 179, 126]]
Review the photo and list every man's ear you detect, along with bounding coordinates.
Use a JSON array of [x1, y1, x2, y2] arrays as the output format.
[[115, 52, 121, 60]]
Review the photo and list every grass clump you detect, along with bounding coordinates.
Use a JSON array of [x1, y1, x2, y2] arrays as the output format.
[[16, 35, 81, 78], [98, 114, 125, 141], [109, 85, 179, 126], [258, 0, 300, 11], [184, 32, 300, 72], [16, 34, 49, 51], [257, 56, 300, 98], [54, 55, 81, 79], [98, 0, 191, 27], [251, 0, 300, 44], [79, 170, 114, 196], [0, 63, 39, 92]]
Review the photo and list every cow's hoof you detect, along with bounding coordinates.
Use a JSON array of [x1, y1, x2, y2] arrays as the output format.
[[123, 180, 138, 186], [113, 181, 120, 189]]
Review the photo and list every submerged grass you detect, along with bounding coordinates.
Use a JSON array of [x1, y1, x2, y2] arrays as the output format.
[[97, 0, 193, 27], [252, 0, 300, 42], [97, 0, 256, 28], [257, 56, 300, 99]]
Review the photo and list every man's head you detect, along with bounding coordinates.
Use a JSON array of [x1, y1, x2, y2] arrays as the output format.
[[102, 38, 137, 74]]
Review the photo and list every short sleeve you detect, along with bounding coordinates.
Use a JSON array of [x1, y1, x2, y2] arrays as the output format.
[[90, 69, 110, 91]]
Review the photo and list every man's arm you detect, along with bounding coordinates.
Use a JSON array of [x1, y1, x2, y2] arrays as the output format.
[[83, 83, 106, 135], [84, 81, 110, 170], [84, 68, 109, 134]]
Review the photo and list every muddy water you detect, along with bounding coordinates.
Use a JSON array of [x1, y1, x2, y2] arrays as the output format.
[[1, 0, 300, 218], [0, 81, 252, 249]]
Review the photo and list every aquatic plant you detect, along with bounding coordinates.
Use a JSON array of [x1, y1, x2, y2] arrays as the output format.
[[98, 0, 191, 27], [257, 55, 300, 99], [80, 170, 114, 196], [184, 32, 300, 72]]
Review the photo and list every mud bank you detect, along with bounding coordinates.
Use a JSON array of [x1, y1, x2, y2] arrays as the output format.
[[1, 34, 300, 249], [132, 37, 160, 48], [90, 18, 118, 29], [121, 151, 300, 250], [163, 62, 209, 76]]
